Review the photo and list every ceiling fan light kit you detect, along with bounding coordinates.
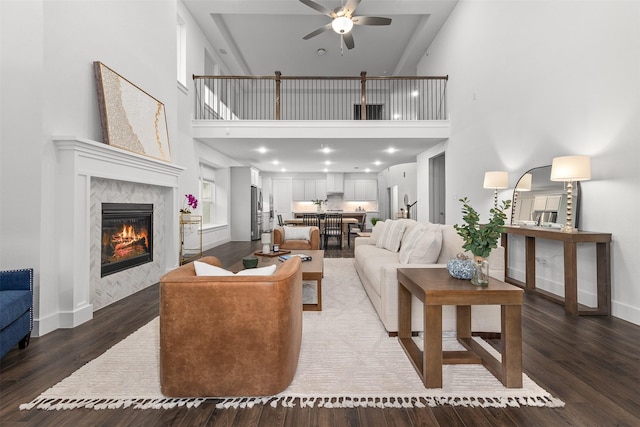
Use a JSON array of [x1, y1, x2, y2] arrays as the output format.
[[332, 16, 353, 34], [300, 0, 391, 50]]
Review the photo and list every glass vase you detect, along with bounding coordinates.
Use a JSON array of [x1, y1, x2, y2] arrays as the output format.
[[471, 256, 489, 286]]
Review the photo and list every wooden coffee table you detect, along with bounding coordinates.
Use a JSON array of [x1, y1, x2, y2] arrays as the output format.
[[397, 268, 524, 388], [229, 250, 324, 311]]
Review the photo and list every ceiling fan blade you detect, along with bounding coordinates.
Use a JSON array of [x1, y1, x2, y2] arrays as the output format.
[[303, 23, 332, 40], [352, 16, 392, 26], [342, 0, 361, 18], [343, 32, 355, 49], [299, 0, 336, 18]]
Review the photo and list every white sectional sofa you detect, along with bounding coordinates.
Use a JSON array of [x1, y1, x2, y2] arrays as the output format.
[[354, 218, 505, 335]]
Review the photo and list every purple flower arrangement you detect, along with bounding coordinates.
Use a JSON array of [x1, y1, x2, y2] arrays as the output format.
[[180, 194, 198, 214]]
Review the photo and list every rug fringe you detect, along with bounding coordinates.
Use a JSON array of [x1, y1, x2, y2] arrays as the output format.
[[213, 394, 565, 409], [19, 397, 206, 411]]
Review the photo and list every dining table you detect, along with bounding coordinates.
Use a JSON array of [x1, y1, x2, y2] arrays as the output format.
[[283, 217, 359, 248]]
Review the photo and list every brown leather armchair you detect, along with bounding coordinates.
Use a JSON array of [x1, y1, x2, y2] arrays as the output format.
[[159, 256, 303, 397], [273, 226, 320, 250]]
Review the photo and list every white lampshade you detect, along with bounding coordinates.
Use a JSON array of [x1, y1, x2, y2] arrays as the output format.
[[332, 16, 353, 34], [516, 173, 532, 191], [483, 171, 509, 189], [550, 155, 591, 182], [261, 232, 272, 244]]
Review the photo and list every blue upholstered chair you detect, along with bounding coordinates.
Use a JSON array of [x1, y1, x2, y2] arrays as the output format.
[[0, 268, 33, 359]]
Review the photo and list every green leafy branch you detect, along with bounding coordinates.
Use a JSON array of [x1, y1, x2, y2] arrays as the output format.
[[453, 197, 511, 258]]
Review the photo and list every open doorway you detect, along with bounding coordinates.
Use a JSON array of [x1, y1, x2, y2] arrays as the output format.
[[429, 153, 446, 224], [388, 185, 399, 219]]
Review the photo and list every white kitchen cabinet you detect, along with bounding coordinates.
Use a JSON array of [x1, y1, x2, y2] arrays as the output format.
[[292, 179, 306, 201], [250, 168, 260, 187], [315, 179, 327, 199], [365, 180, 377, 200], [304, 180, 316, 200], [343, 179, 355, 200], [344, 179, 377, 201], [293, 179, 326, 201]]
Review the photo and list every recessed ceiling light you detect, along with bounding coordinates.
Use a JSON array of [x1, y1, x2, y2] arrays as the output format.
[[323, 168, 328, 172], [411, 90, 419, 97], [365, 168, 371, 173], [321, 146, 332, 154], [317, 48, 327, 56], [386, 147, 397, 154], [281, 168, 286, 172], [324, 160, 331, 166], [374, 160, 382, 166], [272, 160, 279, 165], [393, 114, 400, 120], [257, 147, 267, 154]]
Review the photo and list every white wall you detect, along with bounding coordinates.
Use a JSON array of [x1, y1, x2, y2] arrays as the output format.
[[418, 0, 640, 324], [1, 0, 178, 334]]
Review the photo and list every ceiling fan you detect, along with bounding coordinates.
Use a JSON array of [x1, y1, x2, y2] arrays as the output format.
[[300, 0, 392, 50]]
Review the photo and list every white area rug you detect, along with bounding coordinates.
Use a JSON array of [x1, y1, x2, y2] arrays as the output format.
[[21, 258, 564, 410]]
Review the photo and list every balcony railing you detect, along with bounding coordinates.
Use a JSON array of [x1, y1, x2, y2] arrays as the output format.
[[193, 72, 447, 121]]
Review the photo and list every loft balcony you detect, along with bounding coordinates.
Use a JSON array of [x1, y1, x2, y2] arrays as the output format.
[[193, 72, 448, 121], [191, 73, 451, 164]]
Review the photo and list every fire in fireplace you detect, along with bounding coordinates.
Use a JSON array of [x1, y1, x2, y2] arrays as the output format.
[[101, 203, 153, 277]]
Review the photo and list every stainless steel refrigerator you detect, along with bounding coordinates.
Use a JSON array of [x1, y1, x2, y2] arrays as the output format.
[[250, 185, 262, 240]]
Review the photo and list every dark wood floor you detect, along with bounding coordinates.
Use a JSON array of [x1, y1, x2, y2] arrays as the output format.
[[1, 240, 639, 426]]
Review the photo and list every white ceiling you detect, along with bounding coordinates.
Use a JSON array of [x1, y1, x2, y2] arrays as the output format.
[[182, 0, 458, 173]]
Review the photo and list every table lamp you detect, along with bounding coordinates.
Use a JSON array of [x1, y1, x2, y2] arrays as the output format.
[[550, 155, 591, 233], [483, 171, 509, 208], [261, 232, 272, 254]]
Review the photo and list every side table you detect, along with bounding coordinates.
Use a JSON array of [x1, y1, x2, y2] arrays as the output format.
[[397, 268, 524, 388]]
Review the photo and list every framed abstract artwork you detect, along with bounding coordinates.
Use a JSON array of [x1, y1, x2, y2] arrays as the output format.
[[93, 61, 171, 162]]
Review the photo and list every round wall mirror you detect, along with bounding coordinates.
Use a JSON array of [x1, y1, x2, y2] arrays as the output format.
[[511, 165, 581, 229]]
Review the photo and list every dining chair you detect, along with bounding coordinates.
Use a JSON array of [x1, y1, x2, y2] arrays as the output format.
[[277, 214, 284, 226], [323, 213, 343, 248], [347, 213, 366, 248]]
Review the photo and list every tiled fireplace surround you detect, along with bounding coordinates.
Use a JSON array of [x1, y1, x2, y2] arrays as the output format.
[[47, 137, 184, 335]]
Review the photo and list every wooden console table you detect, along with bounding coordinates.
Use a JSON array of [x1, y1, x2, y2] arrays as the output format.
[[501, 226, 611, 316]]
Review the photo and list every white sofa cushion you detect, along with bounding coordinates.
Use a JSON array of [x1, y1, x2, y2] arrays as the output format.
[[368, 221, 386, 245], [376, 220, 407, 252], [399, 223, 443, 264]]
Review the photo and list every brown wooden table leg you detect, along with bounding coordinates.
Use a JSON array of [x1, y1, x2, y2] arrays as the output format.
[[525, 236, 536, 292], [596, 242, 611, 316], [424, 304, 443, 388], [502, 304, 523, 388], [564, 241, 578, 316], [456, 305, 471, 339]]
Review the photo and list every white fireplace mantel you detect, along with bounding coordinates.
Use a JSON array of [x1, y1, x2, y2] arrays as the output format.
[[39, 137, 185, 335]]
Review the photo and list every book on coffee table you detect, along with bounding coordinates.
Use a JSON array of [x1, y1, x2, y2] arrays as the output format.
[[278, 253, 312, 262]]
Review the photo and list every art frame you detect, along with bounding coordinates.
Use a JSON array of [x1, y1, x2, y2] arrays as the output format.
[[93, 61, 171, 162]]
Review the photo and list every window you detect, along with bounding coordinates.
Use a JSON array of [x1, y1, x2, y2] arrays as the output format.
[[176, 16, 187, 88], [200, 164, 216, 226]]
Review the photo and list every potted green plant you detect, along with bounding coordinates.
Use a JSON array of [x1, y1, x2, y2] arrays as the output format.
[[453, 197, 511, 285]]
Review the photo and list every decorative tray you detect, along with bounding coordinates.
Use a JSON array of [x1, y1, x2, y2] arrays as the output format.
[[254, 250, 291, 257]]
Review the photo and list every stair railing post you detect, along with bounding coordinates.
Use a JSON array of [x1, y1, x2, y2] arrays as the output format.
[[275, 71, 281, 120], [360, 71, 367, 120]]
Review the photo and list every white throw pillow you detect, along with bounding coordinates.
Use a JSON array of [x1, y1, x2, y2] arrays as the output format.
[[284, 226, 311, 241], [407, 224, 443, 264], [376, 219, 407, 252], [399, 224, 426, 264], [194, 261, 235, 276], [236, 264, 277, 276], [194, 261, 277, 277], [368, 221, 386, 245]]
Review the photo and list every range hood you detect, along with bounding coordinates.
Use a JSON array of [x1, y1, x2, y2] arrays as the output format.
[[326, 173, 344, 194]]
